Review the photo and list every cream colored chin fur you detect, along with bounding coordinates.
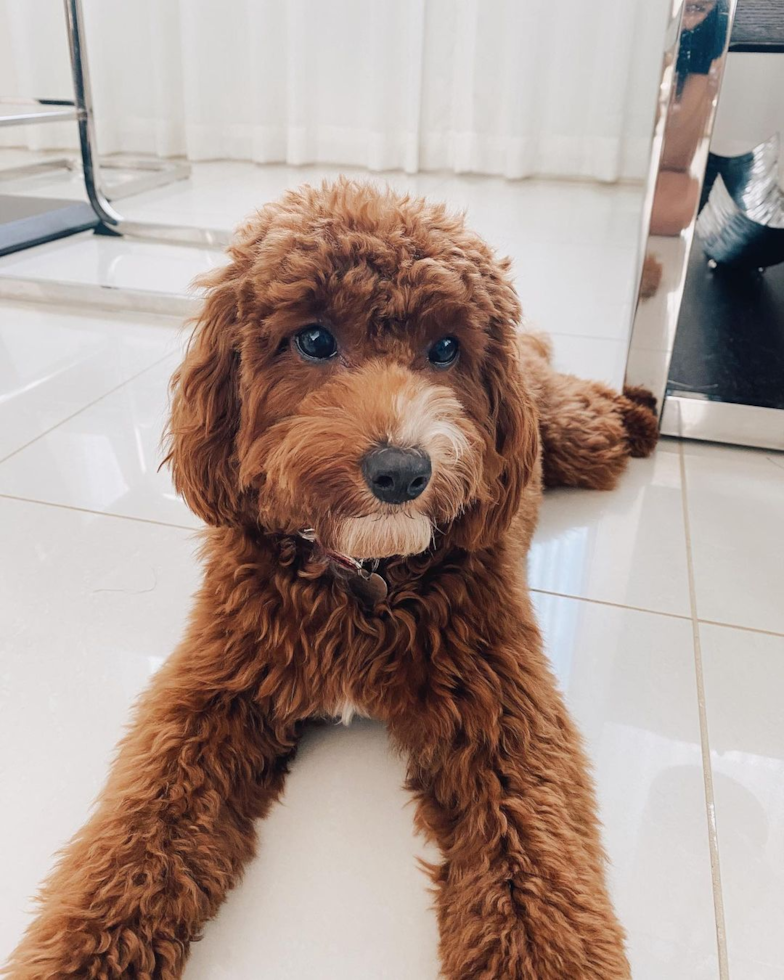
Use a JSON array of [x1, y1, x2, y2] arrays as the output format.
[[334, 512, 434, 560]]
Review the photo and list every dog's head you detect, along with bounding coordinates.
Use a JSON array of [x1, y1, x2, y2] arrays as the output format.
[[166, 180, 539, 559]]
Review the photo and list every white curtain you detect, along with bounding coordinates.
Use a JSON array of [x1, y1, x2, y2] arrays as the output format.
[[0, 0, 668, 182]]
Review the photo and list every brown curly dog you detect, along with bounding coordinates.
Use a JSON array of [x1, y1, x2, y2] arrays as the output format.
[[3, 180, 657, 980]]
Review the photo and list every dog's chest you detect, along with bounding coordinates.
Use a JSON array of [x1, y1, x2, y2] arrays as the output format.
[[330, 699, 368, 726]]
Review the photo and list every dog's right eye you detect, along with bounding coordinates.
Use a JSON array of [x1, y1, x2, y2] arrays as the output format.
[[294, 326, 338, 361]]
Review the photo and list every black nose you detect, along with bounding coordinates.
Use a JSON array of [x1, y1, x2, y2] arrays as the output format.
[[361, 447, 432, 504]]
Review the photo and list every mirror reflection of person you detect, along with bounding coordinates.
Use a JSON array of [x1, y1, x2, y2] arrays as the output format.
[[651, 0, 727, 236]]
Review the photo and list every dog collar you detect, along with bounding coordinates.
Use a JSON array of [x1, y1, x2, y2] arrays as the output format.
[[299, 528, 389, 605]]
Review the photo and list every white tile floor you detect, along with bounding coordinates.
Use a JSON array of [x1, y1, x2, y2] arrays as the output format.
[[1, 155, 782, 980]]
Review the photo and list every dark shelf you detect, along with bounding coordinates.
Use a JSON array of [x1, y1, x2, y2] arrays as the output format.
[[0, 195, 97, 257], [668, 244, 784, 410], [729, 0, 784, 52]]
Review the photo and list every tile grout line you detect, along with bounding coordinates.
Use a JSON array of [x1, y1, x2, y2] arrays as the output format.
[[530, 587, 784, 639], [698, 618, 784, 640], [678, 442, 730, 979], [0, 349, 178, 466], [3, 494, 782, 639], [0, 492, 198, 531], [528, 587, 692, 623]]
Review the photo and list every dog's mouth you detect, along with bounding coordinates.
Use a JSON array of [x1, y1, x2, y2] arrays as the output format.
[[306, 509, 436, 561], [336, 511, 435, 560]]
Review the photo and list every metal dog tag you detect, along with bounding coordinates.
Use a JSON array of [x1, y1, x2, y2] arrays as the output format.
[[349, 570, 388, 606], [303, 533, 389, 607]]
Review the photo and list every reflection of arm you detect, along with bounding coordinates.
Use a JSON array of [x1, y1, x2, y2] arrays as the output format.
[[661, 73, 717, 172], [651, 71, 718, 235], [651, 170, 700, 235]]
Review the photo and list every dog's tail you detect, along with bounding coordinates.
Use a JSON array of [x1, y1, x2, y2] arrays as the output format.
[[618, 386, 659, 459]]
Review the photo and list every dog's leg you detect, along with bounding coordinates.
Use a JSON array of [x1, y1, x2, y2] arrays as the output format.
[[517, 332, 659, 490], [396, 615, 630, 980], [3, 641, 299, 980]]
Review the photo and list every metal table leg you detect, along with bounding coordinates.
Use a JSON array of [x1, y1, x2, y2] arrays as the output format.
[[0, 97, 79, 127], [0, 271, 199, 318], [623, 0, 739, 417], [0, 156, 74, 183], [62, 0, 228, 249], [0, 154, 192, 203], [0, 0, 231, 315], [624, 0, 784, 450], [92, 157, 193, 201]]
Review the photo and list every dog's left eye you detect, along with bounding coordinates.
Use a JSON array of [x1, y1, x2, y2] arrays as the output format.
[[295, 325, 338, 361], [428, 336, 459, 367]]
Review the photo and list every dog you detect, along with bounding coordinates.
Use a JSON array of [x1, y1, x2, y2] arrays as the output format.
[[4, 180, 657, 980]]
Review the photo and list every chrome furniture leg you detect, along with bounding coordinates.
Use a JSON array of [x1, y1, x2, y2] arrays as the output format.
[[0, 273, 199, 318], [93, 157, 193, 201], [0, 157, 74, 183], [625, 0, 784, 450], [0, 96, 79, 128], [62, 0, 228, 249], [624, 0, 739, 414], [0, 154, 192, 203], [0, 0, 230, 316]]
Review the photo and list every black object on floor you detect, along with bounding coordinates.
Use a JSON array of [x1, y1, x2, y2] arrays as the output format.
[[0, 195, 98, 258], [668, 245, 784, 411], [729, 0, 784, 53]]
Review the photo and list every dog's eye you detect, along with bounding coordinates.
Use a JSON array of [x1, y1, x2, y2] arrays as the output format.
[[428, 336, 459, 367], [295, 325, 338, 361]]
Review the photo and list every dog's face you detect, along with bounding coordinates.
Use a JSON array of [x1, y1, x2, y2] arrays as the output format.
[[167, 181, 538, 558]]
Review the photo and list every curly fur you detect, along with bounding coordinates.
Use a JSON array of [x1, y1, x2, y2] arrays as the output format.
[[517, 333, 658, 491], [3, 180, 657, 980]]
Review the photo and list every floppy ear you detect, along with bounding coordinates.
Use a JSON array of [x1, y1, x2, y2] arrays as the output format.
[[164, 268, 246, 527], [452, 323, 540, 553]]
